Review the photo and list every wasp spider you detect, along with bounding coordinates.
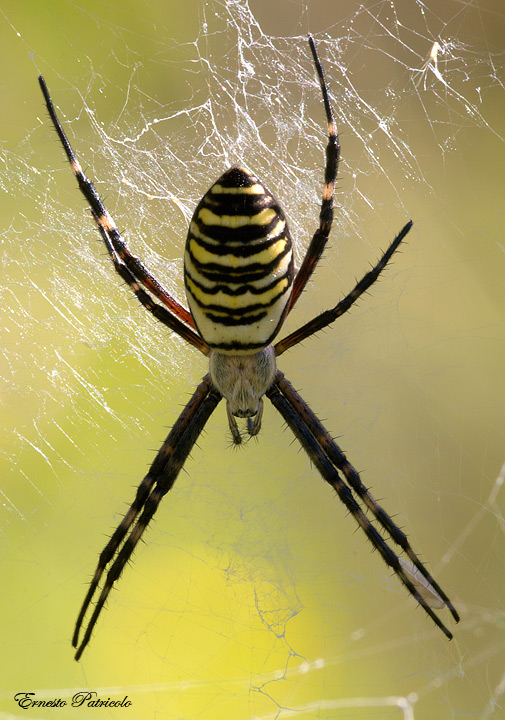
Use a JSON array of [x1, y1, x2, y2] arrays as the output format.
[[39, 36, 459, 660]]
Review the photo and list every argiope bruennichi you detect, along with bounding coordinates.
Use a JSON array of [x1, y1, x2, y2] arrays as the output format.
[[39, 35, 459, 661]]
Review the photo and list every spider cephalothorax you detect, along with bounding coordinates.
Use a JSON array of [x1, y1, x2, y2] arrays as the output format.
[[39, 35, 458, 661]]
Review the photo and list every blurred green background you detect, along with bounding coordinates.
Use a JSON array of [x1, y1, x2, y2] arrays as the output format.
[[1, 1, 504, 718]]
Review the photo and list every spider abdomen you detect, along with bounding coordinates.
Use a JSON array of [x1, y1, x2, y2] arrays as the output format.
[[184, 166, 294, 354]]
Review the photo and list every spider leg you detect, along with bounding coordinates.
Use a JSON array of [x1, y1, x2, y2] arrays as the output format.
[[287, 35, 340, 313], [72, 375, 221, 661], [96, 223, 209, 354], [275, 372, 459, 621], [275, 220, 412, 355], [38, 75, 196, 329], [267, 371, 459, 637]]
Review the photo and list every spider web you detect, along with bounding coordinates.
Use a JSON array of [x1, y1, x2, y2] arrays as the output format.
[[1, 0, 504, 718]]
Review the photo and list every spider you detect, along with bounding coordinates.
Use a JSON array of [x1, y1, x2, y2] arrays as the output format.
[[39, 35, 459, 661]]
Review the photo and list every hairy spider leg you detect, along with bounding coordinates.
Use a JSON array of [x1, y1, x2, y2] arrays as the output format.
[[38, 75, 199, 334], [267, 372, 459, 637], [287, 35, 340, 313], [276, 220, 412, 355], [72, 376, 221, 660]]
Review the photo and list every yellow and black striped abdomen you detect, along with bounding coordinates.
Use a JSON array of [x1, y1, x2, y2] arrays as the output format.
[[184, 166, 294, 353]]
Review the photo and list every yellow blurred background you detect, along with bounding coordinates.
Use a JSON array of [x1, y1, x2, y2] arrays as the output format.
[[1, 1, 504, 718]]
